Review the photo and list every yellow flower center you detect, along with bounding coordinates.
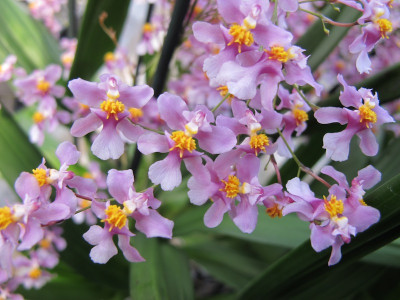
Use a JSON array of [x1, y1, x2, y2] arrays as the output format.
[[220, 175, 240, 198], [324, 195, 344, 218], [143, 22, 154, 33], [29, 267, 42, 279], [359, 199, 367, 206], [61, 54, 74, 65], [129, 107, 143, 122], [250, 134, 269, 155], [101, 205, 127, 231], [217, 86, 233, 103], [0, 207, 15, 231], [193, 5, 202, 15], [33, 111, 45, 124], [104, 52, 115, 63], [83, 172, 93, 179], [359, 100, 377, 128], [39, 238, 51, 249], [293, 106, 309, 126], [36, 79, 50, 94], [227, 24, 254, 53], [32, 168, 48, 187], [266, 46, 294, 63], [266, 203, 282, 218], [100, 99, 125, 120], [169, 131, 196, 158], [376, 18, 392, 39]]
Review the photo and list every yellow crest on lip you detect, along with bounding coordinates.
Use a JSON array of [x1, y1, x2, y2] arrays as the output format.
[[102, 205, 127, 231], [0, 206, 15, 231], [32, 168, 47, 187], [250, 134, 269, 155], [227, 24, 254, 53], [169, 131, 196, 158], [100, 99, 125, 120], [376, 18, 392, 39], [324, 195, 344, 218], [37, 79, 50, 94], [359, 100, 377, 128], [220, 175, 240, 198]]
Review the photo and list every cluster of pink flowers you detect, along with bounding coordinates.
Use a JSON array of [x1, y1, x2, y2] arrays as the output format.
[[27, 0, 66, 36], [1, 0, 398, 296]]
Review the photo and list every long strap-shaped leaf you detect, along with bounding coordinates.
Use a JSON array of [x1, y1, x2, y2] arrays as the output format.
[[238, 173, 400, 299], [68, 0, 131, 81], [0, 0, 60, 71], [0, 107, 44, 188]]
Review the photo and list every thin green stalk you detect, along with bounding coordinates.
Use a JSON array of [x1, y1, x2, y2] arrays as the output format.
[[294, 85, 320, 111], [299, 8, 330, 34], [276, 128, 303, 168], [211, 93, 230, 113], [272, 0, 279, 25]]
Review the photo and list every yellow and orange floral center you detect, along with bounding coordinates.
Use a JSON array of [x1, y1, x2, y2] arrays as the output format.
[[79, 199, 91, 209], [33, 111, 45, 124], [193, 5, 202, 15], [217, 86, 234, 103], [100, 99, 125, 120], [169, 131, 196, 158], [359, 199, 367, 206], [250, 134, 269, 155], [227, 24, 254, 53], [29, 267, 42, 279], [129, 107, 143, 122], [36, 79, 50, 94], [376, 18, 392, 39], [359, 100, 377, 128], [61, 54, 74, 65], [266, 46, 294, 63], [266, 203, 282, 218], [101, 205, 127, 231], [324, 195, 344, 218], [79, 103, 90, 111], [104, 52, 115, 63], [293, 106, 309, 126], [220, 175, 240, 198], [32, 168, 48, 187], [83, 172, 93, 179], [0, 206, 15, 231], [39, 238, 51, 249], [143, 22, 154, 33], [183, 40, 192, 49]]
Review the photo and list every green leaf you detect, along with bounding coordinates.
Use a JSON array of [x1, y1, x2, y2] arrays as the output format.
[[130, 233, 194, 300], [68, 0, 131, 81], [183, 239, 267, 289], [174, 205, 309, 249], [237, 173, 400, 299], [0, 0, 60, 71], [0, 107, 44, 188], [18, 263, 123, 300]]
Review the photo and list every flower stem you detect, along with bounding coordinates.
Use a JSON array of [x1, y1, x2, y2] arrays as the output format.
[[276, 128, 303, 168], [293, 85, 319, 111], [211, 93, 230, 113]]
